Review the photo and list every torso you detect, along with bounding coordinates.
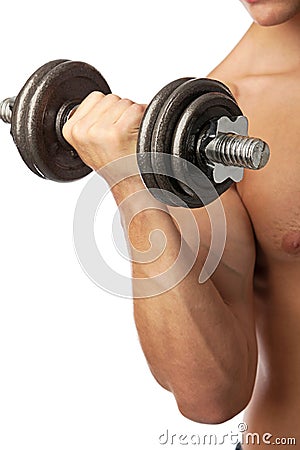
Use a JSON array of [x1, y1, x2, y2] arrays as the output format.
[[210, 68, 300, 447]]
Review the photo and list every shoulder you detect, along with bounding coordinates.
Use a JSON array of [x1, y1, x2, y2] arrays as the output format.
[[206, 64, 240, 102]]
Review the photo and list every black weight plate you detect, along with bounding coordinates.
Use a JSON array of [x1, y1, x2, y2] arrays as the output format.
[[137, 77, 193, 206], [25, 60, 111, 182], [172, 92, 243, 207], [151, 78, 239, 207], [11, 59, 68, 177]]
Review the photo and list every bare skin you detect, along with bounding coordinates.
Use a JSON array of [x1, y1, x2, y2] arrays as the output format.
[[214, 5, 300, 447], [63, 2, 300, 447]]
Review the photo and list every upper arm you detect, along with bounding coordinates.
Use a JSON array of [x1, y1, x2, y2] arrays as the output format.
[[167, 185, 256, 307]]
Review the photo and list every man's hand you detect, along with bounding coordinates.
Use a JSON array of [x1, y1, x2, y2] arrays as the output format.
[[63, 90, 257, 425], [62, 91, 147, 179]]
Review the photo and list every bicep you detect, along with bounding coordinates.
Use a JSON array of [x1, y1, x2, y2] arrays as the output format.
[[167, 185, 256, 306]]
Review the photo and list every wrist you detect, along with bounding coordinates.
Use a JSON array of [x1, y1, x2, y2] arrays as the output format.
[[109, 175, 169, 222], [109, 174, 147, 204]]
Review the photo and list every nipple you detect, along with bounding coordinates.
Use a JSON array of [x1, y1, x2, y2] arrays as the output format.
[[281, 231, 300, 255]]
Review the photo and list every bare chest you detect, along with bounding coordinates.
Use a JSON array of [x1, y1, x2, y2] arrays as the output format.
[[208, 54, 300, 427], [237, 123, 300, 261], [208, 71, 300, 261]]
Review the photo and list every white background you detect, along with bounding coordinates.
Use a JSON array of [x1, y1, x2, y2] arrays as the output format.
[[0, 1, 252, 449]]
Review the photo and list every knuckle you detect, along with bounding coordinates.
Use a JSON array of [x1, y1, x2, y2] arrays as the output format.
[[120, 98, 134, 106], [106, 93, 121, 102], [131, 103, 146, 114], [62, 122, 72, 142], [70, 120, 86, 142], [87, 91, 105, 100]]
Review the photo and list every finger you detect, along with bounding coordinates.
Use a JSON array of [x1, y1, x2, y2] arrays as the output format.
[[72, 97, 133, 131], [81, 93, 128, 122], [67, 91, 105, 124], [116, 103, 147, 130], [97, 98, 134, 125], [68, 93, 122, 126], [63, 93, 122, 141], [87, 93, 122, 117]]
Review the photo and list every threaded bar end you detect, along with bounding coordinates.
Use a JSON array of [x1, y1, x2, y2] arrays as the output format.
[[0, 97, 15, 124], [205, 133, 270, 170]]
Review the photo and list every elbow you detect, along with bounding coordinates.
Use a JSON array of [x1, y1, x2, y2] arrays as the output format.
[[175, 389, 253, 425], [177, 401, 248, 425], [170, 359, 256, 424]]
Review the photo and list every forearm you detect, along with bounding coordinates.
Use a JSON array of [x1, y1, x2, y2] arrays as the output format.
[[62, 84, 257, 423], [111, 176, 257, 423]]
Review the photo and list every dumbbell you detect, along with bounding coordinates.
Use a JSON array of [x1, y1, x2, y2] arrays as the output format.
[[0, 59, 270, 208]]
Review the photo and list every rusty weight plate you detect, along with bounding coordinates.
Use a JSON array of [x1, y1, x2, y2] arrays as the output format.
[[13, 60, 111, 182], [11, 59, 68, 178]]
